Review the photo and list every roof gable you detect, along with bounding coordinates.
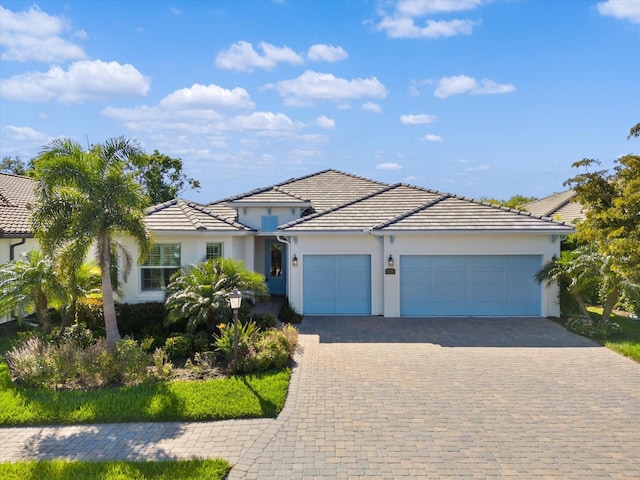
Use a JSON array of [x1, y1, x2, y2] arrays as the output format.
[[145, 199, 253, 232], [524, 190, 585, 223]]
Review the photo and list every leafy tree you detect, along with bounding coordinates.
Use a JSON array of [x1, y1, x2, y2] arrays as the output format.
[[1, 155, 28, 176], [32, 137, 152, 349], [628, 122, 639, 139], [562, 126, 639, 321], [480, 194, 537, 210], [0, 250, 66, 331], [165, 257, 268, 333], [129, 150, 200, 206]]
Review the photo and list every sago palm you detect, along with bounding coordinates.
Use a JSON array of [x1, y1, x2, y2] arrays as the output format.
[[32, 137, 151, 349], [0, 250, 66, 331], [165, 257, 268, 332]]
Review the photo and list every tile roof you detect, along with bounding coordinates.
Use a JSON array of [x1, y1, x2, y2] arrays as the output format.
[[523, 190, 585, 223], [145, 199, 254, 232], [224, 186, 311, 206], [280, 183, 574, 233], [0, 173, 37, 237]]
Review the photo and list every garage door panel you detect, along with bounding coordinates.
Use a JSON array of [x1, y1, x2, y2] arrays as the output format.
[[401, 255, 541, 317], [303, 254, 371, 315]]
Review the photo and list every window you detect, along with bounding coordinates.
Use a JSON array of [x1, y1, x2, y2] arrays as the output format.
[[206, 242, 223, 259], [261, 215, 278, 232], [141, 244, 181, 291]]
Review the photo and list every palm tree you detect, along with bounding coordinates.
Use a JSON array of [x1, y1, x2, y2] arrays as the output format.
[[0, 250, 66, 331], [32, 137, 151, 349], [165, 257, 268, 333]]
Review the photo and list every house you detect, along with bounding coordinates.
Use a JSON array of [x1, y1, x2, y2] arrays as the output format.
[[523, 190, 585, 224], [0, 173, 40, 323], [120, 169, 574, 318], [0, 173, 38, 264]]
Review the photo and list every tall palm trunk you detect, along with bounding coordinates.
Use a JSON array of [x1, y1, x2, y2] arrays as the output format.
[[602, 285, 619, 324], [98, 231, 121, 349], [35, 289, 51, 332]]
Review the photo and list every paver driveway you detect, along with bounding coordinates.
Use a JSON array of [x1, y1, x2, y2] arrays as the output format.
[[2, 317, 640, 479]]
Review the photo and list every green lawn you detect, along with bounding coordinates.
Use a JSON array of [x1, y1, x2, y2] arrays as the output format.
[[0, 459, 230, 480], [0, 328, 291, 426], [587, 308, 640, 362]]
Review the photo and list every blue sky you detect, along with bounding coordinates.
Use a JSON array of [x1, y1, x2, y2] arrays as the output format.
[[1, 0, 638, 204]]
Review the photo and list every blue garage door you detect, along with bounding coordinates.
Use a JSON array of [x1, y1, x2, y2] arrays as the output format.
[[400, 255, 542, 317], [303, 255, 371, 315]]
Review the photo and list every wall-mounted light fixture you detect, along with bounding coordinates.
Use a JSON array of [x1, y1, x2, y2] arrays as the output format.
[[292, 254, 298, 266], [387, 254, 394, 267]]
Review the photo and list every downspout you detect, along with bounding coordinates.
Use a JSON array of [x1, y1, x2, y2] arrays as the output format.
[[9, 237, 27, 261]]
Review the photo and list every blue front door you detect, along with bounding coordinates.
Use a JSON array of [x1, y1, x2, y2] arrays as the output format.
[[265, 240, 286, 295]]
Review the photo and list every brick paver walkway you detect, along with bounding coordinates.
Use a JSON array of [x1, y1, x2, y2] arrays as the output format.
[[1, 317, 640, 479]]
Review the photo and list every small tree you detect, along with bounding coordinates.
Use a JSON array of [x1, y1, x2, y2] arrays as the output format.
[[165, 257, 268, 333], [32, 137, 151, 349], [0, 251, 66, 331]]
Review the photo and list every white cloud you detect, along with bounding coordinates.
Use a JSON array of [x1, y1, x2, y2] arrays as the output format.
[[464, 164, 490, 172], [159, 84, 254, 109], [375, 0, 488, 39], [361, 102, 382, 113], [400, 113, 437, 124], [307, 44, 348, 62], [215, 40, 304, 72], [2, 124, 49, 142], [434, 75, 515, 98], [0, 60, 150, 103], [316, 115, 335, 129], [263, 70, 387, 106], [597, 0, 640, 23], [377, 17, 476, 38], [224, 112, 302, 132], [376, 163, 402, 171], [397, 0, 485, 16], [0, 5, 86, 63], [421, 134, 443, 142]]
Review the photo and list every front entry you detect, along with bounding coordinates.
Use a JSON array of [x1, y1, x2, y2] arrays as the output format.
[[265, 240, 286, 295]]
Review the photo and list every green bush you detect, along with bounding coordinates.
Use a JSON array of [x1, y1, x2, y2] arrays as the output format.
[[75, 297, 105, 331], [164, 334, 191, 360], [250, 313, 277, 331], [4, 328, 157, 389], [116, 302, 167, 337], [566, 315, 623, 339], [213, 320, 259, 366], [278, 298, 302, 324]]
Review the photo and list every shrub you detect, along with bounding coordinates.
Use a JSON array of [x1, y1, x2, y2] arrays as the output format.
[[151, 347, 173, 379], [164, 334, 192, 360], [213, 320, 259, 365], [75, 297, 105, 331], [4, 328, 156, 389], [250, 313, 277, 331], [4, 336, 52, 387], [278, 298, 302, 324], [117, 302, 167, 337], [242, 329, 291, 373], [566, 315, 623, 339]]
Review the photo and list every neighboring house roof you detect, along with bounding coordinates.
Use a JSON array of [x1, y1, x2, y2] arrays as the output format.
[[523, 190, 585, 223], [0, 173, 37, 237], [145, 199, 254, 232]]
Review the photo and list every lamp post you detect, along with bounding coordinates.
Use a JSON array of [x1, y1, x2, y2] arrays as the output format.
[[228, 288, 242, 371]]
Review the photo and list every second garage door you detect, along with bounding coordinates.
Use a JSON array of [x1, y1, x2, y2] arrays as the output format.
[[303, 254, 371, 315], [400, 255, 542, 317]]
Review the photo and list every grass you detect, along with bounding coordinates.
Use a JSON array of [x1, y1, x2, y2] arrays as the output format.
[[0, 458, 230, 479], [586, 307, 640, 362], [0, 327, 291, 426]]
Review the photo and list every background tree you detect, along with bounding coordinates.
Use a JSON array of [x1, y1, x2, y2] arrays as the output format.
[[0, 156, 29, 176], [562, 125, 639, 320], [0, 250, 66, 331], [32, 137, 151, 349], [165, 257, 268, 333], [128, 150, 200, 206], [480, 194, 537, 210]]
